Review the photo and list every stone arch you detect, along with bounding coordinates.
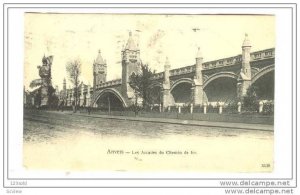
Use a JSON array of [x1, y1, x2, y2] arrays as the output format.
[[203, 75, 209, 81], [170, 78, 194, 92], [251, 65, 275, 100], [251, 65, 275, 84], [149, 81, 163, 104], [203, 72, 238, 88], [251, 67, 260, 76], [170, 78, 194, 104], [203, 72, 238, 103], [92, 88, 127, 107]]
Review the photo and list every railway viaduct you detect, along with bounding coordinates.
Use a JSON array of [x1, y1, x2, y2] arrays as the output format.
[[87, 32, 274, 109]]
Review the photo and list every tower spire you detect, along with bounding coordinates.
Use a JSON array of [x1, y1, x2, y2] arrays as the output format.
[[121, 31, 141, 99], [162, 56, 171, 109], [164, 56, 170, 69], [95, 49, 105, 65], [242, 33, 251, 47], [93, 49, 107, 88], [193, 47, 204, 106], [124, 31, 137, 51], [238, 33, 252, 99], [196, 47, 203, 59]]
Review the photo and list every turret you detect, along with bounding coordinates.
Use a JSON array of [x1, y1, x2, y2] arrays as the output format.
[[121, 31, 141, 98], [55, 85, 59, 96], [164, 57, 170, 84], [193, 47, 204, 105], [122, 31, 140, 63], [93, 49, 107, 89], [63, 78, 66, 91], [162, 57, 172, 109], [241, 33, 251, 79], [237, 33, 252, 99], [195, 47, 203, 84]]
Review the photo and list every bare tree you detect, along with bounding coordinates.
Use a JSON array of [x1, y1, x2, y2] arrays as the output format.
[[66, 59, 81, 112]]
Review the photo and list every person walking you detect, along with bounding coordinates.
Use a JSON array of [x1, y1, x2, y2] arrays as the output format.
[[61, 100, 65, 112], [72, 100, 75, 113], [87, 105, 91, 115]]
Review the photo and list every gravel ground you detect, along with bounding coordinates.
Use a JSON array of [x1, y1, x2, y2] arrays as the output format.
[[23, 110, 273, 172]]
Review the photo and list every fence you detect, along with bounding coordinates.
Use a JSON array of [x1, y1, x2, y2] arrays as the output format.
[[26, 100, 274, 125], [74, 101, 274, 125]]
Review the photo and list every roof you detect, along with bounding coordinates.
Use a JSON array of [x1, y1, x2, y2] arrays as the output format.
[[94, 50, 106, 65], [242, 33, 251, 47], [164, 57, 170, 69], [196, 47, 203, 58], [124, 31, 138, 51]]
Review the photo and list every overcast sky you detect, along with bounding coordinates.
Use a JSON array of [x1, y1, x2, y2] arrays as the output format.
[[24, 14, 275, 90]]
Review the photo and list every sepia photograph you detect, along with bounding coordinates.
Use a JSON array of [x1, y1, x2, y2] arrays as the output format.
[[2, 1, 299, 193], [22, 13, 275, 172]]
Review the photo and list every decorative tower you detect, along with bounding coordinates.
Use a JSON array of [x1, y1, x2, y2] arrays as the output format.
[[93, 50, 107, 90], [63, 78, 66, 93], [121, 31, 141, 98], [55, 85, 59, 96], [37, 55, 53, 106], [193, 47, 204, 105], [162, 57, 171, 109], [62, 78, 67, 104], [237, 33, 252, 99]]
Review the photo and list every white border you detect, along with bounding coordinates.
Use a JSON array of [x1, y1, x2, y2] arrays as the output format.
[[1, 3, 297, 189]]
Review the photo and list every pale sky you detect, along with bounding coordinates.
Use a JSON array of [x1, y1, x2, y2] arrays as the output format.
[[24, 14, 275, 90]]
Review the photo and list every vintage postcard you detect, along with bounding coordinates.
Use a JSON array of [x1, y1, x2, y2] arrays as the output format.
[[2, 1, 299, 193], [23, 13, 275, 173]]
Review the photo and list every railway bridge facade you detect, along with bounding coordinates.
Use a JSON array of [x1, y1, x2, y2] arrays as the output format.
[[90, 33, 275, 110]]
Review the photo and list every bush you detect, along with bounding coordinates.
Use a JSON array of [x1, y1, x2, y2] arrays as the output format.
[[224, 101, 239, 113], [262, 101, 274, 115], [125, 104, 142, 114], [181, 106, 190, 113], [207, 104, 218, 113], [243, 86, 259, 112], [193, 105, 203, 113], [169, 106, 177, 112]]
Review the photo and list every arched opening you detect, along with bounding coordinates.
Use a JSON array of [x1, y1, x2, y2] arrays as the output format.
[[171, 82, 193, 104], [96, 92, 125, 111], [204, 77, 237, 103], [149, 86, 162, 105], [252, 70, 274, 100]]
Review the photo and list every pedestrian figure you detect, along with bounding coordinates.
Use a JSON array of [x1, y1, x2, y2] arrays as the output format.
[[87, 105, 91, 115], [61, 100, 64, 112], [72, 100, 75, 113]]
